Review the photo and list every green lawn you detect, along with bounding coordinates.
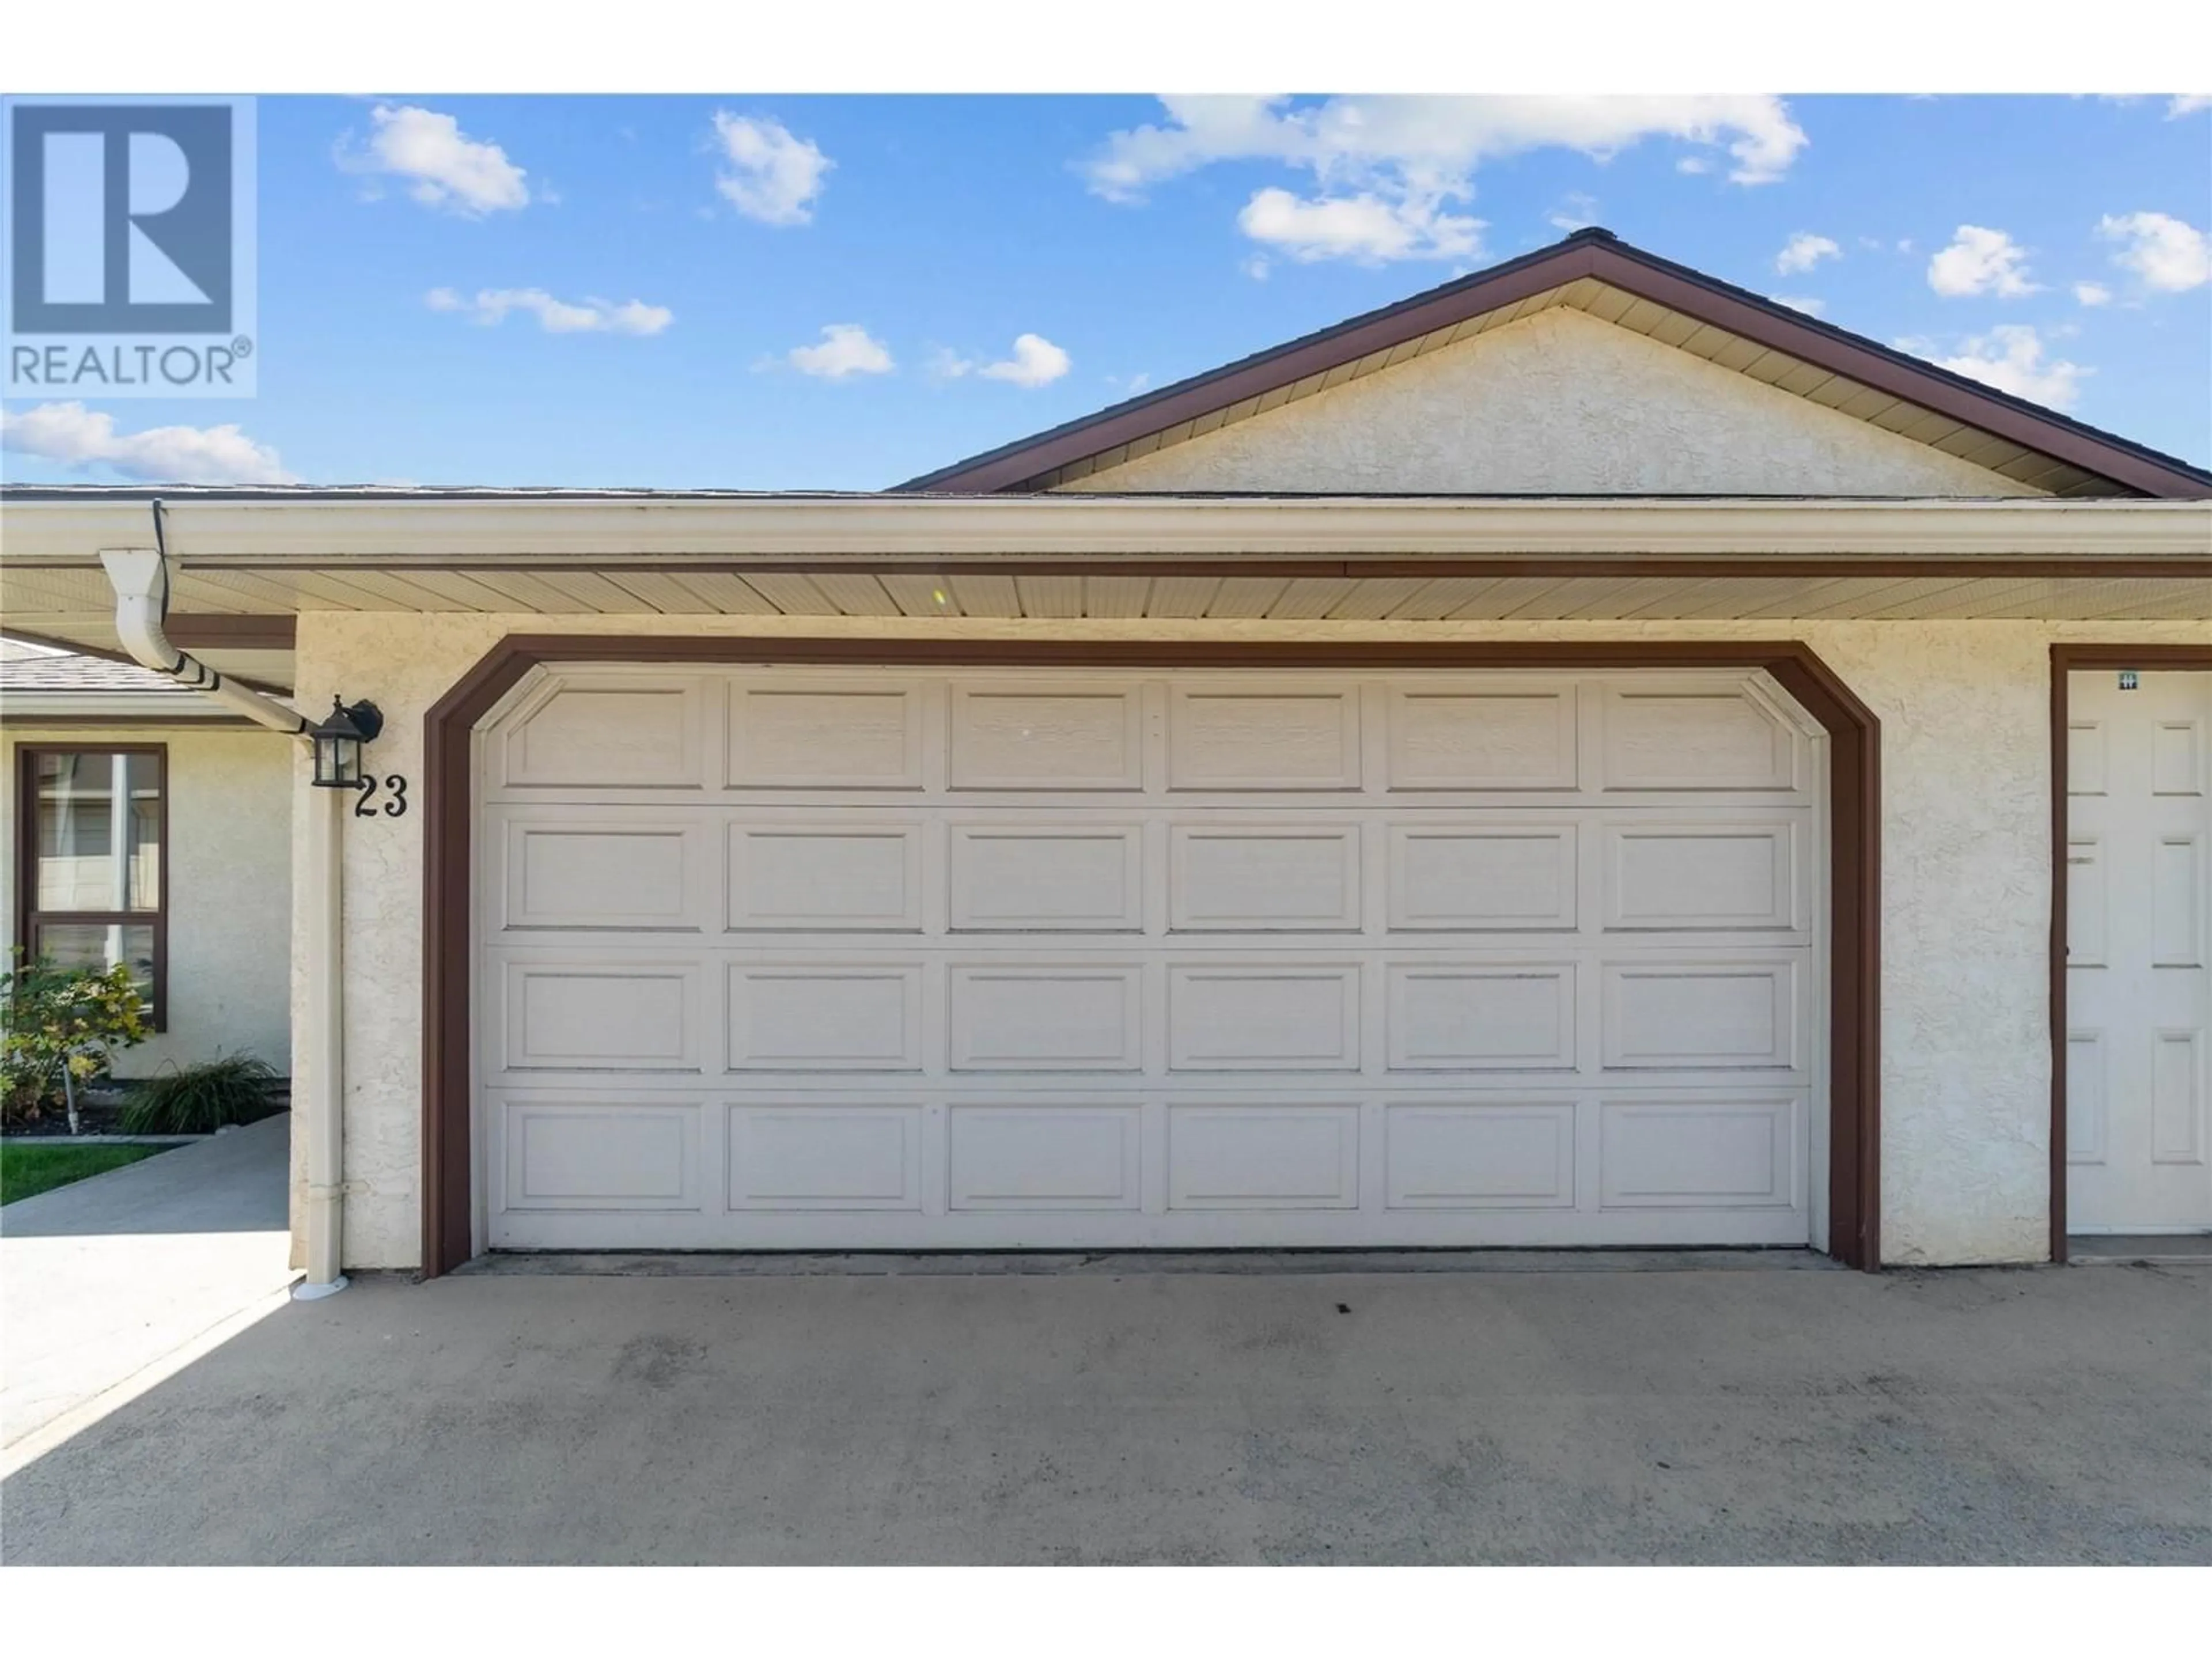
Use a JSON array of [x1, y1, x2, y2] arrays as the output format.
[[0, 1141, 173, 1205]]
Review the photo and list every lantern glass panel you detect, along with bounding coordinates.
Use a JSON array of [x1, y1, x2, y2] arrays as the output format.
[[312, 730, 361, 787]]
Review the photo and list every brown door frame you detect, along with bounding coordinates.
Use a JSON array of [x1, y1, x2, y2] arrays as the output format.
[[2048, 644, 2212, 1263], [419, 635, 1884, 1277]]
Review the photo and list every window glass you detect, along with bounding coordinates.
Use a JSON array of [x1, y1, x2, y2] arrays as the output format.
[[31, 922, 157, 992], [21, 749, 164, 1021], [34, 752, 160, 912]]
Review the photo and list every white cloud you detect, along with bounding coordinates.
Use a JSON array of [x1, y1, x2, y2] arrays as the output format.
[[1769, 294, 1827, 316], [1088, 95, 1807, 199], [927, 336, 1071, 387], [1930, 325, 2090, 410], [1927, 225, 2040, 297], [1, 402, 296, 484], [1238, 186, 1483, 264], [339, 104, 529, 215], [426, 287, 672, 335], [787, 323, 893, 379], [1241, 254, 1272, 281], [1548, 192, 1599, 232], [711, 113, 832, 226], [976, 333, 1072, 388], [2097, 211, 2211, 292], [1083, 96, 1803, 265], [2169, 96, 2211, 118], [1775, 232, 1840, 275], [2074, 281, 2113, 306], [1675, 156, 1710, 175]]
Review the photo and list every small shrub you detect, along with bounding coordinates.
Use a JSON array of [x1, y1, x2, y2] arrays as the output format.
[[122, 1053, 281, 1135], [2, 952, 152, 1129]]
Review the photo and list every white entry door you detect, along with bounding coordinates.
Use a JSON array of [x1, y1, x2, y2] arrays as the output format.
[[2068, 668, 2212, 1233], [476, 665, 1826, 1252]]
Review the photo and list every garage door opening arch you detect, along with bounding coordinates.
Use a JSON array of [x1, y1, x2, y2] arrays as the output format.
[[422, 638, 1880, 1275]]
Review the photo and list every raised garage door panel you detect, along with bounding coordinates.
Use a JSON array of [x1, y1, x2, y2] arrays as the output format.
[[480, 667, 1823, 1250]]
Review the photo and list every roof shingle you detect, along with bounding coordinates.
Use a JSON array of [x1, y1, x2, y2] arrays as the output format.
[[0, 650, 183, 695]]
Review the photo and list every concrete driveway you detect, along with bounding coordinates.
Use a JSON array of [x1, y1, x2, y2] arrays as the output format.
[[2, 1252, 2205, 1565], [1, 1114, 296, 1456]]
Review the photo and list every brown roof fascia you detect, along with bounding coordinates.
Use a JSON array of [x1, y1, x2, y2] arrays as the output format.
[[1581, 244, 2209, 501], [161, 614, 297, 649], [896, 230, 2212, 501]]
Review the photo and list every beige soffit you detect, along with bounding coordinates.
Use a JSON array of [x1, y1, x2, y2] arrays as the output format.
[[1, 495, 2205, 662]]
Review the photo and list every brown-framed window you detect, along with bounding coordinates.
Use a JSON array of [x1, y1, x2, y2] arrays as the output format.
[[13, 745, 168, 1029]]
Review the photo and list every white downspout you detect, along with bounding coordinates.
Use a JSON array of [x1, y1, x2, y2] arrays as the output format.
[[97, 530, 348, 1300], [297, 778, 349, 1299]]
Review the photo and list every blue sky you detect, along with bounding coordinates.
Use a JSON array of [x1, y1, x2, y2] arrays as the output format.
[[3, 93, 2207, 489]]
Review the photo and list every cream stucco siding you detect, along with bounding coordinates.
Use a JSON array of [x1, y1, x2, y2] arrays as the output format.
[[2, 724, 294, 1080], [1057, 309, 2048, 498], [291, 611, 2209, 1271]]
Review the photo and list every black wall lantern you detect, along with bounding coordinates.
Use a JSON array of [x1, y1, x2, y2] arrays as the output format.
[[310, 697, 385, 788]]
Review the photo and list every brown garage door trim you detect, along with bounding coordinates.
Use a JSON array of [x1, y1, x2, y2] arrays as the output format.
[[2048, 643, 2212, 1263], [421, 637, 1883, 1275]]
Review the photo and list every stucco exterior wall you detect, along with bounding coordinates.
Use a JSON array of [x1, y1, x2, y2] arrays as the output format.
[[2, 724, 294, 1080], [291, 611, 2210, 1272], [1057, 309, 2048, 498]]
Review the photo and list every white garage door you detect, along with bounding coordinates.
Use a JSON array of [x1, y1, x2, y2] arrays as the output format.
[[479, 665, 1824, 1252]]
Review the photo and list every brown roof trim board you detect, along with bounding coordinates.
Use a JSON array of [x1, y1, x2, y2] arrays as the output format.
[[419, 633, 1882, 1278], [895, 228, 2212, 499], [161, 614, 297, 649]]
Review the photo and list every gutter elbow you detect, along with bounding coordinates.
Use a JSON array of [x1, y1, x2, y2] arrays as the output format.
[[96, 543, 309, 737]]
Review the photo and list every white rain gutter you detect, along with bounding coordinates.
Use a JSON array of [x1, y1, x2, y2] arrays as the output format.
[[97, 506, 349, 1300], [10, 493, 2209, 564]]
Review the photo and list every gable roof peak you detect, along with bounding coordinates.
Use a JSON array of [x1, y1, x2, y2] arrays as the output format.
[[897, 229, 2211, 499]]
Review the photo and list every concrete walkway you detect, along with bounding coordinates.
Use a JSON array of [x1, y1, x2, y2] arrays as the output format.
[[1, 1114, 295, 1454], [2, 1252, 2205, 1565]]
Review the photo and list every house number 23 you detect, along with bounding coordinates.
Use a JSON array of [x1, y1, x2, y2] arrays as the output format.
[[354, 774, 410, 819]]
